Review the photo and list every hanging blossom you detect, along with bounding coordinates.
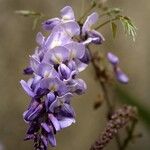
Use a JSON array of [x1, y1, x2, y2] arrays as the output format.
[[107, 52, 129, 83], [20, 6, 127, 150]]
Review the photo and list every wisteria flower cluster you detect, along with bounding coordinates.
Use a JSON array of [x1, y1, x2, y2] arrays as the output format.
[[20, 6, 105, 150]]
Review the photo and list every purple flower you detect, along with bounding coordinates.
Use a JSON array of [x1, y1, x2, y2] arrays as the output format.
[[115, 67, 129, 84], [107, 52, 129, 84], [42, 6, 75, 31], [107, 52, 119, 65], [21, 5, 128, 150], [42, 18, 61, 31], [82, 12, 105, 44], [23, 67, 33, 75], [60, 6, 75, 21]]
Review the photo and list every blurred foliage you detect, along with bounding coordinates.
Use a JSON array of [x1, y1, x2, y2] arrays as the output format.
[[15, 10, 45, 30], [116, 86, 150, 130]]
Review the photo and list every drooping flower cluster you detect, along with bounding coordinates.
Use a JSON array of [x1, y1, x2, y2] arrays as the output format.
[[90, 106, 137, 150], [20, 6, 105, 150]]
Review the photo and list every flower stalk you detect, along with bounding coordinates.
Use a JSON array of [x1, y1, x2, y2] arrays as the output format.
[[90, 106, 137, 150]]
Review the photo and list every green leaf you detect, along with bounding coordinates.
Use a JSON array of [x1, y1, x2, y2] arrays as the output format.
[[111, 22, 117, 38], [119, 16, 137, 41], [15, 10, 42, 17]]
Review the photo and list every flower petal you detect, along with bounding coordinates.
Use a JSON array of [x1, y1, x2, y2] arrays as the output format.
[[59, 117, 75, 129], [49, 93, 73, 113], [42, 17, 61, 31], [20, 80, 35, 97], [87, 30, 105, 44], [60, 21, 80, 37], [47, 131, 56, 147], [45, 26, 71, 50], [60, 6, 75, 21], [36, 32, 45, 46], [41, 122, 51, 133], [68, 78, 87, 94], [42, 46, 69, 64], [38, 63, 59, 78], [48, 114, 61, 131], [27, 104, 43, 121], [41, 135, 48, 147], [115, 67, 129, 84], [75, 59, 88, 72], [82, 12, 99, 35], [60, 103, 75, 118], [107, 52, 119, 65], [64, 42, 85, 59], [30, 56, 40, 73], [58, 63, 71, 79]]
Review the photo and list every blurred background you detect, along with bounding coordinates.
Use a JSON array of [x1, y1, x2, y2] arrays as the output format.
[[0, 0, 149, 150]]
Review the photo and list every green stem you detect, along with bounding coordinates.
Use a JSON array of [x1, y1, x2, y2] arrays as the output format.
[[95, 17, 119, 30]]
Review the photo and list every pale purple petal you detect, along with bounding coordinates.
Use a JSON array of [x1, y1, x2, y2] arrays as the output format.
[[58, 63, 71, 79], [42, 17, 61, 31], [107, 52, 119, 65], [30, 56, 40, 73], [27, 104, 43, 121], [41, 135, 48, 147], [82, 12, 99, 35], [64, 42, 85, 59], [41, 122, 51, 133], [67, 60, 76, 71], [39, 77, 68, 95], [49, 93, 73, 112], [20, 80, 35, 97], [38, 63, 59, 78], [23, 101, 39, 121], [82, 37, 93, 45], [60, 103, 75, 118], [59, 117, 75, 129], [42, 46, 69, 64], [57, 92, 73, 104], [48, 114, 61, 131], [80, 48, 91, 64], [68, 78, 87, 94], [36, 32, 45, 46], [47, 132, 56, 147], [75, 59, 88, 72], [115, 67, 129, 84], [60, 6, 75, 21], [45, 26, 71, 50], [88, 30, 105, 44], [45, 92, 56, 111], [61, 21, 80, 36]]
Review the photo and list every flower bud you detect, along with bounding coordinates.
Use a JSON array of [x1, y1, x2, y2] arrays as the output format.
[[58, 63, 71, 79], [88, 30, 105, 44], [107, 52, 119, 65], [41, 122, 51, 133], [27, 104, 43, 121], [115, 67, 129, 84]]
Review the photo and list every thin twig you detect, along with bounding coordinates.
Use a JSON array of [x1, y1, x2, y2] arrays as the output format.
[[89, 49, 122, 149], [95, 17, 119, 30]]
